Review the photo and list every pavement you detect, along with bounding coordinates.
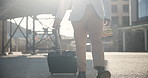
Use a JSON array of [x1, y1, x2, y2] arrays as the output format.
[[0, 52, 148, 78]]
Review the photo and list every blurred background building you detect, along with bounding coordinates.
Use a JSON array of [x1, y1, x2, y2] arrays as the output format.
[[114, 0, 148, 52]]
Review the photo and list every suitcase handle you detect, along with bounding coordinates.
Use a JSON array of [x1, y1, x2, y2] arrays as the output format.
[[52, 28, 62, 54]]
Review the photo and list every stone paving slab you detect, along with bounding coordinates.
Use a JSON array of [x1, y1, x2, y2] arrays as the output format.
[[0, 52, 148, 78]]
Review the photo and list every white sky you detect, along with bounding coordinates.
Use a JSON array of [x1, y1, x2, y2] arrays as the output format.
[[60, 10, 74, 37]]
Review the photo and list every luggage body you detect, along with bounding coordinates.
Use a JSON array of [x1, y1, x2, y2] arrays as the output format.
[[47, 28, 77, 75], [47, 51, 77, 75]]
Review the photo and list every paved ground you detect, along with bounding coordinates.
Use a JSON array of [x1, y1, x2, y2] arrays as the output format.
[[0, 52, 148, 78]]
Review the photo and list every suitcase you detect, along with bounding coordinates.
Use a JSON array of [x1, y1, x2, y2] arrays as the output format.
[[47, 28, 77, 75]]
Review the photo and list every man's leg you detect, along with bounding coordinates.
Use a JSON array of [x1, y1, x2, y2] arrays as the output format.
[[87, 13, 111, 78], [72, 21, 87, 72], [71, 6, 95, 78], [87, 13, 104, 67]]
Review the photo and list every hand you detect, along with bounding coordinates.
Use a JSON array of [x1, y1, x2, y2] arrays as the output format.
[[104, 18, 111, 26], [53, 18, 62, 28]]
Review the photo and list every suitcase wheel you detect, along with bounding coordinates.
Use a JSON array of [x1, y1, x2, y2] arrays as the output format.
[[51, 72, 53, 75]]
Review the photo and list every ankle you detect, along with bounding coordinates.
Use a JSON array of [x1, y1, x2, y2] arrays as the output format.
[[94, 66, 105, 70], [94, 66, 105, 72], [78, 71, 86, 78]]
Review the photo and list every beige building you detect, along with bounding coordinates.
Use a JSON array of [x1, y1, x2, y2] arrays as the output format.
[[111, 0, 129, 27], [108, 0, 130, 51]]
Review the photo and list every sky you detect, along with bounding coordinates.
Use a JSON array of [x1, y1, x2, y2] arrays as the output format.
[[60, 10, 74, 37], [10, 10, 74, 37]]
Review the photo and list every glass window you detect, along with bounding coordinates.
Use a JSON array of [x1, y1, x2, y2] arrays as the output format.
[[111, 16, 119, 26], [112, 5, 118, 13], [112, 0, 117, 1], [138, 0, 148, 18], [123, 5, 129, 13], [122, 16, 129, 26]]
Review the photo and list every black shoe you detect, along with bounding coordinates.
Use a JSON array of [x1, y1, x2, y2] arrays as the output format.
[[78, 71, 86, 78], [97, 70, 111, 78], [95, 66, 111, 78]]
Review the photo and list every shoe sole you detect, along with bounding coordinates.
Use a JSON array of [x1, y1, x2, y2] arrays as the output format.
[[99, 71, 111, 78]]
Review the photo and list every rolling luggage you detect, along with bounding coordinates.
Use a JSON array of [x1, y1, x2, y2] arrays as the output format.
[[47, 28, 77, 75]]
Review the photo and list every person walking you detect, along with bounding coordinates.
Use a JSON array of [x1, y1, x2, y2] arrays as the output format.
[[53, 0, 111, 78]]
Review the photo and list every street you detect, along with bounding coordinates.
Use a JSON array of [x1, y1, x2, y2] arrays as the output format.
[[0, 52, 148, 78]]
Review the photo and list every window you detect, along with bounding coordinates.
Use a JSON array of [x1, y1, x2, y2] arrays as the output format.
[[138, 0, 148, 18], [123, 5, 129, 13], [122, 16, 129, 26], [112, 0, 117, 1], [111, 16, 119, 26], [112, 5, 118, 13]]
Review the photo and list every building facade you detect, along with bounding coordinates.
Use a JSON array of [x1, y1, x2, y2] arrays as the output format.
[[111, 0, 130, 27], [117, 0, 148, 52]]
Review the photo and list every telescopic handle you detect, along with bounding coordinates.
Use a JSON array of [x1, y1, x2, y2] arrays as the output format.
[[53, 28, 62, 54]]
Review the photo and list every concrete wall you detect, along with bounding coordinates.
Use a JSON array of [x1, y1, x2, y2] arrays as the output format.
[[0, 20, 7, 55]]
